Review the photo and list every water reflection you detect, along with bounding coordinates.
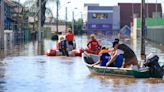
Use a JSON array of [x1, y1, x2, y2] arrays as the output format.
[[87, 74, 164, 92], [88, 74, 136, 86], [0, 61, 6, 92], [144, 78, 164, 84], [0, 50, 4, 60], [37, 40, 45, 55]]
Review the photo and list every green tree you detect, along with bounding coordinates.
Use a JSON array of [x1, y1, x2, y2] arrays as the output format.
[[36, 0, 60, 27], [23, 0, 54, 31], [67, 19, 84, 35], [74, 19, 83, 35]]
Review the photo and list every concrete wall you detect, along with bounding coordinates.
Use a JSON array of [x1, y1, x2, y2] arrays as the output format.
[[4, 30, 14, 51], [146, 26, 164, 45], [113, 6, 120, 30], [132, 17, 164, 45], [44, 25, 66, 33], [135, 27, 164, 45], [132, 26, 164, 45], [118, 3, 162, 28]]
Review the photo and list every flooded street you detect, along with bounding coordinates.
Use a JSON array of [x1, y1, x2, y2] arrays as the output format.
[[0, 36, 164, 92]]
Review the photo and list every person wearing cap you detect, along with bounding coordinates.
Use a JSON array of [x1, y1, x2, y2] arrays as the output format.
[[65, 28, 75, 47], [92, 47, 111, 66], [57, 36, 69, 56], [86, 34, 101, 54], [106, 38, 140, 68]]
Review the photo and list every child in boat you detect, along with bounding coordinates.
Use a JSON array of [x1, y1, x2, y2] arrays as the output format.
[[92, 47, 111, 66], [106, 38, 140, 68], [57, 36, 69, 56], [86, 34, 101, 54]]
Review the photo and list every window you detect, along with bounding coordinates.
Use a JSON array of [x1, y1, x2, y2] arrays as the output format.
[[92, 13, 108, 19]]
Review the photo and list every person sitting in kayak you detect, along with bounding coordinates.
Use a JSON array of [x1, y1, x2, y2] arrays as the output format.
[[106, 38, 140, 68], [65, 28, 75, 49], [92, 47, 111, 66], [86, 34, 101, 54], [57, 36, 69, 56]]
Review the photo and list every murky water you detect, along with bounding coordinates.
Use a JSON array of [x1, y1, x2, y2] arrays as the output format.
[[0, 36, 164, 92]]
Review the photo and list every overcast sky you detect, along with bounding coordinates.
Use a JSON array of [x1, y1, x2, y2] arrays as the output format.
[[21, 0, 164, 21]]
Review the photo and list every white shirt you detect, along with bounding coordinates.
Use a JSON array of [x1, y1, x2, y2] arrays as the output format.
[[116, 49, 124, 55]]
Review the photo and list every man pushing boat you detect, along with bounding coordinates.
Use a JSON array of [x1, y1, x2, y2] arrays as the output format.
[[106, 38, 140, 68]]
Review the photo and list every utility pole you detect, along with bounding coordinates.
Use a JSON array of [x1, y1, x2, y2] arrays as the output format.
[[0, 0, 4, 50], [37, 0, 45, 55], [146, 0, 149, 18], [56, 0, 59, 33], [72, 11, 74, 34], [38, 0, 42, 41], [65, 7, 67, 33], [141, 0, 146, 59], [16, 0, 20, 44], [155, 0, 158, 18]]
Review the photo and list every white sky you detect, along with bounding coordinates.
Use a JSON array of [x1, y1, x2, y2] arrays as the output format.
[[21, 0, 164, 21]]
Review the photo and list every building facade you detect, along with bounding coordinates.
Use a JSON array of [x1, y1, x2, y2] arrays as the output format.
[[83, 4, 120, 34], [118, 3, 162, 28], [1, 0, 29, 44]]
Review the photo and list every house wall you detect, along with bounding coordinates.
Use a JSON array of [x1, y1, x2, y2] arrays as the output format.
[[118, 3, 162, 28], [83, 4, 120, 32], [132, 17, 164, 45]]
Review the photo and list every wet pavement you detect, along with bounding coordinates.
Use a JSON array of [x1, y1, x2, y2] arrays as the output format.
[[0, 36, 164, 92]]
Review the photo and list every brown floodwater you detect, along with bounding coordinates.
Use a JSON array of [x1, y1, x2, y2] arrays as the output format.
[[0, 36, 163, 92]]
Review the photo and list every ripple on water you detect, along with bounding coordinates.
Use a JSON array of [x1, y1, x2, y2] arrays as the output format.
[[0, 37, 164, 92]]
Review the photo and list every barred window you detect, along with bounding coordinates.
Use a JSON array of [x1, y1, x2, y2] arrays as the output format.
[[92, 13, 108, 19]]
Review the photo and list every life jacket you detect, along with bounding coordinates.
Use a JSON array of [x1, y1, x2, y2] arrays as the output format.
[[98, 49, 111, 55], [66, 32, 74, 41], [60, 40, 68, 49], [57, 42, 60, 49], [87, 39, 100, 51]]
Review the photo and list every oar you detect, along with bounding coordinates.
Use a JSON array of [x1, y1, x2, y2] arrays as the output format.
[[103, 66, 107, 76]]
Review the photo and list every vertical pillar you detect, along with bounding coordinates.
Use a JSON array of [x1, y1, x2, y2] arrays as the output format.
[[0, 0, 4, 50], [155, 0, 158, 17], [56, 0, 59, 33], [37, 0, 45, 55], [38, 0, 42, 41], [72, 11, 74, 34], [65, 7, 67, 32], [141, 0, 146, 59]]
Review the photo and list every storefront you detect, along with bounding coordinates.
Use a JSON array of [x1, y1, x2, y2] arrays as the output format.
[[83, 4, 120, 35]]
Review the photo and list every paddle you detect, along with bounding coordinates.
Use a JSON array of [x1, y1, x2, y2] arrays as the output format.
[[103, 66, 107, 76]]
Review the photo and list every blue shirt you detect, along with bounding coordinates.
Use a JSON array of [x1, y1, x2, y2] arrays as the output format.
[[60, 40, 68, 49], [113, 54, 124, 68], [100, 53, 111, 66]]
